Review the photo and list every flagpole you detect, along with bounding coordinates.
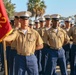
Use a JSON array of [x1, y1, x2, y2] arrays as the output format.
[[3, 41, 8, 75]]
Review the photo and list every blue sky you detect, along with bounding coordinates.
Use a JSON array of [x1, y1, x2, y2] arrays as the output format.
[[11, 0, 76, 17]]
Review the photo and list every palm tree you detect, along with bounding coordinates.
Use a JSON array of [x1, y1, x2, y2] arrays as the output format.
[[3, 0, 15, 18], [27, 0, 46, 19]]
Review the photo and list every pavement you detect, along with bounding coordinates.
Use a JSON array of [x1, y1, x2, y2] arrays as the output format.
[[56, 65, 70, 75]]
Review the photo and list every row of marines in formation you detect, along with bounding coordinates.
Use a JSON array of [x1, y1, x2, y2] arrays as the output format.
[[0, 11, 76, 75]]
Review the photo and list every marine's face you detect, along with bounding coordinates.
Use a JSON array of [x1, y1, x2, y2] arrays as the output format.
[[20, 18, 29, 27], [52, 20, 59, 28], [35, 22, 39, 28], [40, 21, 45, 27], [65, 21, 70, 28], [45, 20, 51, 25]]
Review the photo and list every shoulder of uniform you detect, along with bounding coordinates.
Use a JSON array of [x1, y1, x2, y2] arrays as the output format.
[[10, 29, 17, 35], [14, 29, 21, 34], [45, 28, 51, 35], [12, 29, 16, 32], [62, 27, 65, 29], [31, 29, 39, 34], [60, 28, 67, 34], [14, 30, 18, 34], [31, 29, 41, 38], [69, 26, 75, 31]]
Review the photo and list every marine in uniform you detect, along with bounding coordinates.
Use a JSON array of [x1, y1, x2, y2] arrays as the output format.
[[68, 24, 76, 75], [38, 17, 45, 37], [29, 20, 34, 29], [44, 14, 70, 75], [43, 14, 57, 75], [9, 13, 20, 75], [34, 19, 40, 32], [34, 19, 42, 74], [44, 15, 51, 30], [70, 21, 74, 28], [3, 11, 43, 75], [38, 17, 46, 75], [10, 17, 14, 27], [63, 18, 71, 66]]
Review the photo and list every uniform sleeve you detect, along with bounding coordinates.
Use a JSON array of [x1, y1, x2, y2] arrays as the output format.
[[68, 27, 73, 37], [36, 31, 43, 46], [64, 30, 70, 42], [4, 30, 18, 42], [9, 30, 17, 40]]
